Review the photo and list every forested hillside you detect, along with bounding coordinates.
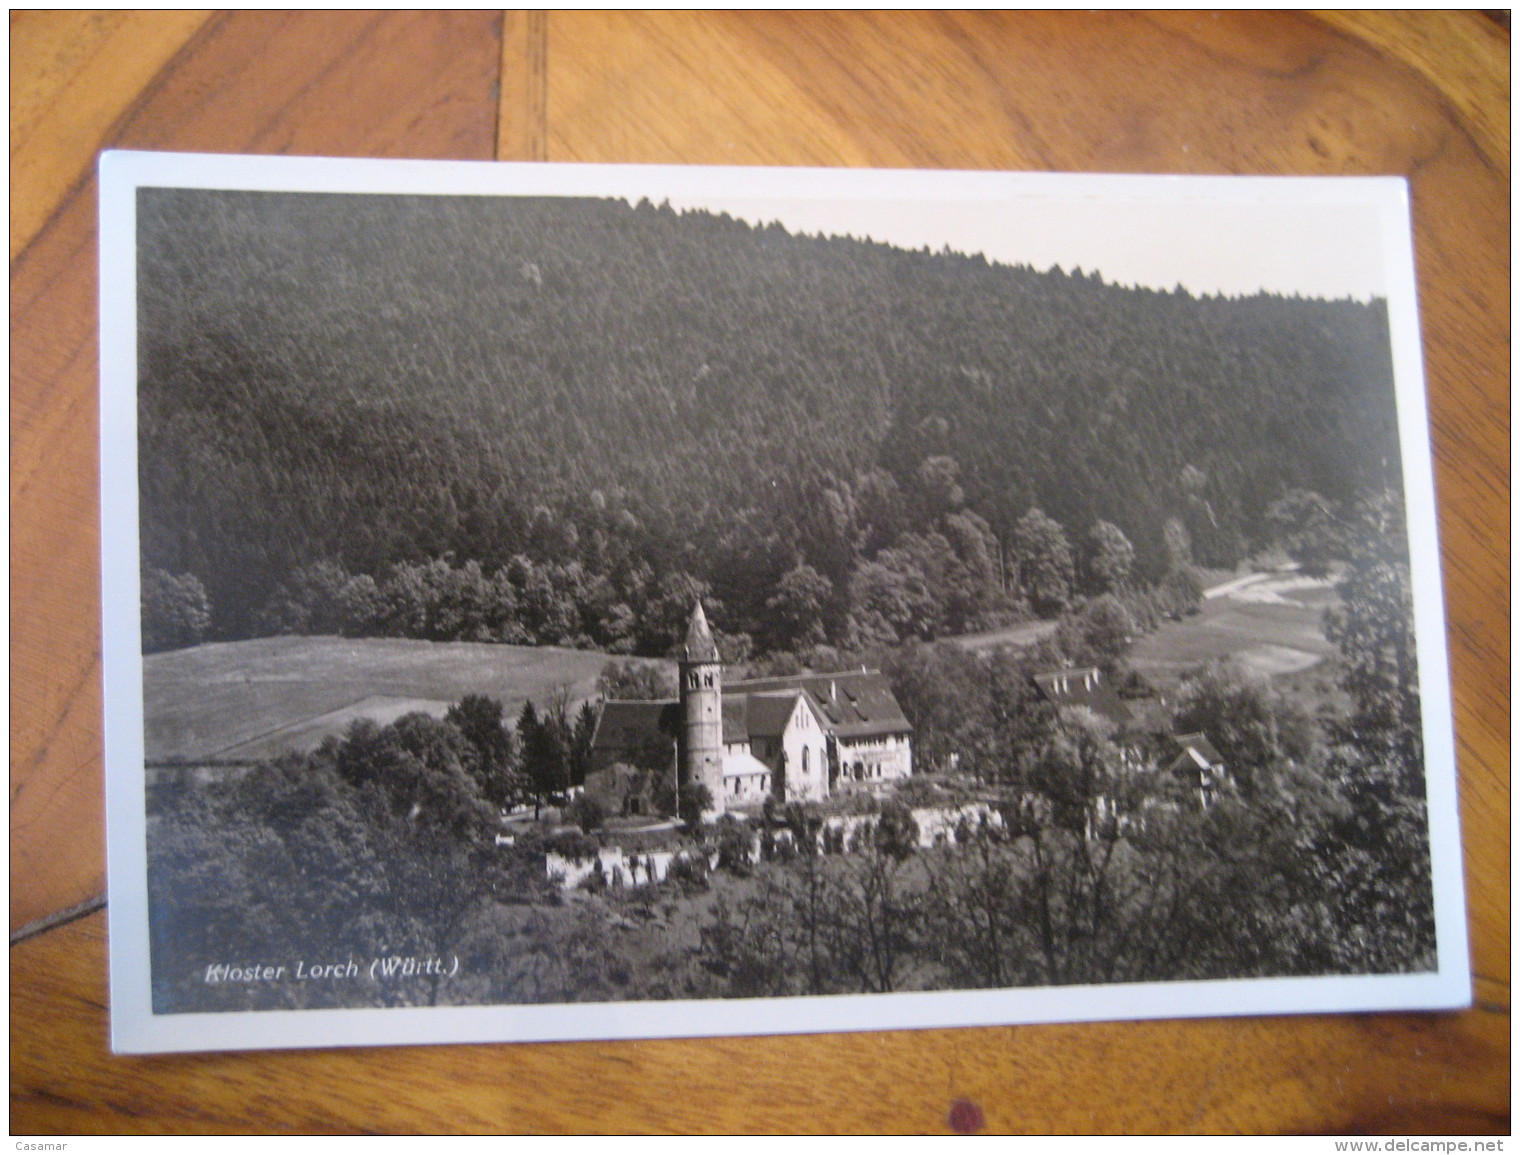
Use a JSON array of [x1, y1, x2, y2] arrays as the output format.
[[137, 190, 1401, 654]]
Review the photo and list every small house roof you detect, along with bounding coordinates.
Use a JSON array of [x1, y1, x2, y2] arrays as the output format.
[[1168, 731, 1225, 767], [590, 699, 680, 752], [722, 749, 772, 780], [1032, 666, 1133, 725]]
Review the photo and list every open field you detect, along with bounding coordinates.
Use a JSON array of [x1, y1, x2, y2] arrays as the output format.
[[211, 694, 457, 763], [143, 637, 649, 764], [946, 571, 1338, 691], [1128, 574, 1337, 689], [145, 572, 1336, 765]]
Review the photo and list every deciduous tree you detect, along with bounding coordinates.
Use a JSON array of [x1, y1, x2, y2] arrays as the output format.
[[446, 694, 520, 809], [1085, 520, 1135, 595], [142, 567, 212, 652], [765, 562, 834, 649], [1013, 508, 1075, 616]]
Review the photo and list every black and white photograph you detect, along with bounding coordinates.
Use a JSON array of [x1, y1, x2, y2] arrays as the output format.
[[99, 154, 1467, 1054]]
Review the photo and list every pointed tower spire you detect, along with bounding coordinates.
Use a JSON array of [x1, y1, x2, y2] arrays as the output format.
[[683, 600, 720, 663], [678, 600, 724, 817]]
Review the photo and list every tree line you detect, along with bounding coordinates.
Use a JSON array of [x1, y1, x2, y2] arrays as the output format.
[[141, 486, 1204, 657]]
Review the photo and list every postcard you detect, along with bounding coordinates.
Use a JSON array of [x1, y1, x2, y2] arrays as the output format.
[[98, 151, 1469, 1054]]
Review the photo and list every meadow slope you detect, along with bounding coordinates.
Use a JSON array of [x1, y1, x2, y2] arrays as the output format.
[[142, 637, 648, 764]]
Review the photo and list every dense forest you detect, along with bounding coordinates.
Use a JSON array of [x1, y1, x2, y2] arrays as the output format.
[[137, 190, 1402, 657]]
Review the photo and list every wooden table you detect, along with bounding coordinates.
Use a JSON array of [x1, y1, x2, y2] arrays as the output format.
[[11, 11, 1508, 1134]]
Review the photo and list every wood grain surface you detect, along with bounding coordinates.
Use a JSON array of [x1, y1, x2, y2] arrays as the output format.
[[9, 9, 1508, 1135]]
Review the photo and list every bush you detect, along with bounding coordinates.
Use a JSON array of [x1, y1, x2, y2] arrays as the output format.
[[874, 801, 920, 860], [649, 770, 678, 819], [1114, 668, 1153, 700], [783, 802, 822, 850], [597, 659, 676, 701], [678, 782, 713, 825], [714, 817, 756, 877], [666, 852, 710, 893], [819, 791, 880, 818], [577, 865, 608, 892], [547, 829, 599, 861], [567, 794, 606, 834], [889, 777, 948, 809]]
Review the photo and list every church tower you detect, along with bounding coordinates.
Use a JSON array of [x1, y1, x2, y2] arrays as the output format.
[[679, 601, 724, 816]]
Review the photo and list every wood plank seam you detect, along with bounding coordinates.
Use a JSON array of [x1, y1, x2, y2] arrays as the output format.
[[9, 892, 107, 947], [488, 10, 505, 159], [7, 11, 231, 277], [495, 10, 547, 161], [526, 10, 548, 161]]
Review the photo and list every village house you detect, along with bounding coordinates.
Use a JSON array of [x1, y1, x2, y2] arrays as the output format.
[[585, 603, 913, 817], [1031, 665, 1133, 726], [1032, 663, 1232, 818], [1161, 731, 1229, 808]]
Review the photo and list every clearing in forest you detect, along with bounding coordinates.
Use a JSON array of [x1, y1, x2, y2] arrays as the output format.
[[143, 636, 639, 764]]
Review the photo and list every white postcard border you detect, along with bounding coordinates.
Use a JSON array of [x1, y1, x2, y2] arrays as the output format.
[[97, 150, 1470, 1055]]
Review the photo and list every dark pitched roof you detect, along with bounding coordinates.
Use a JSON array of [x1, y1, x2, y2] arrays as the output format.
[[1031, 666, 1133, 725], [729, 670, 912, 740], [721, 695, 750, 743], [590, 670, 913, 751], [743, 691, 803, 738], [1168, 731, 1225, 768], [590, 699, 679, 752], [683, 601, 720, 663]]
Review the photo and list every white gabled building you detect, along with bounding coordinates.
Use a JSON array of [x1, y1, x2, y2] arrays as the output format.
[[586, 603, 914, 816]]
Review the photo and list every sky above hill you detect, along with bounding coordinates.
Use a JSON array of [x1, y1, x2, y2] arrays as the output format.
[[111, 153, 1398, 303], [662, 192, 1389, 302]]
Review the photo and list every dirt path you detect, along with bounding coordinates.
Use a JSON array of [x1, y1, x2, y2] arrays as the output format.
[[949, 619, 1060, 652], [1202, 571, 1275, 599]]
